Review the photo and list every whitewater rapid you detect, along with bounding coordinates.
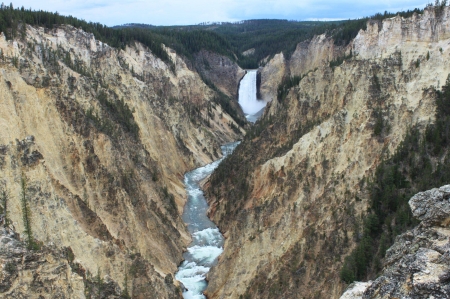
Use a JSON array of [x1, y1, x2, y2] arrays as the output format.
[[175, 142, 239, 299], [238, 69, 266, 122]]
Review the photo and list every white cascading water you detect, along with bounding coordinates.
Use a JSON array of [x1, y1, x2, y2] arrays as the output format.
[[175, 142, 239, 299], [238, 69, 266, 122]]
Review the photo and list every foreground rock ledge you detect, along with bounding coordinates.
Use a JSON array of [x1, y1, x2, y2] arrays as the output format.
[[340, 185, 450, 299]]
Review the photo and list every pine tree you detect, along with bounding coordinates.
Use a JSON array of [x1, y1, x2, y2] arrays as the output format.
[[122, 265, 130, 298], [96, 268, 104, 298], [20, 174, 34, 249], [0, 187, 9, 226]]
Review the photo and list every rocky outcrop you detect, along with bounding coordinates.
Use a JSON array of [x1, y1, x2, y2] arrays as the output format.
[[259, 32, 345, 103], [340, 282, 373, 299], [289, 34, 343, 77], [259, 52, 286, 102], [0, 227, 87, 298], [340, 185, 450, 299], [194, 50, 245, 99], [353, 10, 450, 60], [242, 48, 255, 57], [205, 7, 450, 299], [0, 24, 244, 298], [0, 225, 180, 299], [409, 186, 450, 227]]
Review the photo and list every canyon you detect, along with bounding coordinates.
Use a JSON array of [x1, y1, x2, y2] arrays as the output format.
[[1, 5, 450, 299]]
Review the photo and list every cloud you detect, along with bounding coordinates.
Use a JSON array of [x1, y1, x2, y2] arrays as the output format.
[[8, 0, 429, 26], [227, 0, 428, 21]]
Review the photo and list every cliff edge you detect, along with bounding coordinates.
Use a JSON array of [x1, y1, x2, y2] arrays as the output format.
[[341, 185, 450, 299]]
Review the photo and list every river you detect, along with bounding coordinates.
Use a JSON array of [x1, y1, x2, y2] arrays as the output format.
[[238, 69, 266, 123], [175, 142, 239, 299], [175, 69, 262, 298]]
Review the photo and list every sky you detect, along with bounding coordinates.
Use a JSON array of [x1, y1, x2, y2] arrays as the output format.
[[7, 0, 429, 26]]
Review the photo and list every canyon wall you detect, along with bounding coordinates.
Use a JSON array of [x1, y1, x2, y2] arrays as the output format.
[[259, 34, 344, 103], [259, 52, 286, 102], [194, 49, 246, 99], [0, 24, 244, 298], [205, 7, 450, 299]]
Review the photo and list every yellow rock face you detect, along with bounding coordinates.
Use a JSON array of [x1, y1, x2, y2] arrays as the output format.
[[205, 7, 450, 299], [259, 52, 286, 102], [0, 24, 243, 297]]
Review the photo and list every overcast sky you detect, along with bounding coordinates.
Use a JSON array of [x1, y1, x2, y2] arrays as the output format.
[[8, 0, 429, 26]]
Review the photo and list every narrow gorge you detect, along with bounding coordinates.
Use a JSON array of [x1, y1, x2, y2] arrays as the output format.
[[175, 142, 238, 299], [1, 4, 450, 299], [175, 67, 262, 299]]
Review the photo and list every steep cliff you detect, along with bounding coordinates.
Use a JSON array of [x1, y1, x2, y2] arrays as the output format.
[[0, 24, 244, 298], [194, 49, 245, 99], [259, 52, 286, 102], [340, 185, 450, 299], [0, 227, 87, 298], [259, 33, 345, 103], [205, 7, 450, 299], [289, 34, 341, 77]]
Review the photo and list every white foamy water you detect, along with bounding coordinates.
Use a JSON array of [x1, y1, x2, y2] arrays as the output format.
[[192, 228, 223, 246], [238, 70, 266, 122], [175, 142, 239, 299]]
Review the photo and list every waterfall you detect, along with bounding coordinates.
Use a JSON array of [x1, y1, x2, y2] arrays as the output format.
[[238, 70, 266, 122]]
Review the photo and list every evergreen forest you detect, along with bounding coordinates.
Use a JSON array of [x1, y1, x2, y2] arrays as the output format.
[[0, 3, 423, 69]]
